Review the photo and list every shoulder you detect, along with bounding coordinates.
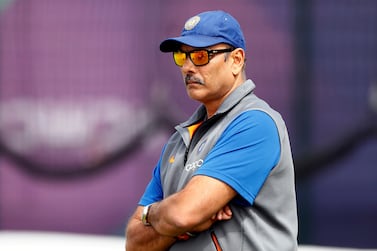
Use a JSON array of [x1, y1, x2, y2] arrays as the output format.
[[224, 110, 278, 134]]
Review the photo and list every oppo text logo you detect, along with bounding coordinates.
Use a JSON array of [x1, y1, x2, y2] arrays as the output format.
[[185, 159, 203, 172]]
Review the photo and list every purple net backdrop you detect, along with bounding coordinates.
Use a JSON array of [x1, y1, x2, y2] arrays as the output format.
[[0, 0, 376, 248]]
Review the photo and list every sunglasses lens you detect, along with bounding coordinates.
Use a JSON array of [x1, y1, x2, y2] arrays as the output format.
[[190, 50, 209, 66], [173, 51, 186, 66]]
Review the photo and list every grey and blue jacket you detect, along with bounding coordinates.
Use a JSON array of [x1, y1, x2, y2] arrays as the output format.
[[157, 80, 298, 251]]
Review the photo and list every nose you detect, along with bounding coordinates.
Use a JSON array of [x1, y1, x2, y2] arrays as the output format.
[[181, 56, 196, 73]]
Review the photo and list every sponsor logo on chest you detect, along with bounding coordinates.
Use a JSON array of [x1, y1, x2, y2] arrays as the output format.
[[184, 159, 203, 172]]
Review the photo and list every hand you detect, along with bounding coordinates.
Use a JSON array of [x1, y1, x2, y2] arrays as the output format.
[[211, 204, 233, 221], [188, 205, 233, 234], [178, 205, 233, 241]]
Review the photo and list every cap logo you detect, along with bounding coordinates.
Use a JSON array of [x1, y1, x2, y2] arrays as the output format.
[[184, 16, 200, 30]]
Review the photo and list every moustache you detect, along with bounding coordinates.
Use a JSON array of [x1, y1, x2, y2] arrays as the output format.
[[185, 75, 204, 85]]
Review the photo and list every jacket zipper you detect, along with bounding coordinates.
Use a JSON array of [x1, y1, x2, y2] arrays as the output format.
[[210, 231, 223, 251]]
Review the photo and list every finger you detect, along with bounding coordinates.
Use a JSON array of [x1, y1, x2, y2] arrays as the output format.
[[211, 214, 217, 221], [216, 210, 224, 220], [224, 205, 233, 216]]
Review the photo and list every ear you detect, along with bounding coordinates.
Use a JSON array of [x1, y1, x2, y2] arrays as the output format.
[[231, 48, 245, 76]]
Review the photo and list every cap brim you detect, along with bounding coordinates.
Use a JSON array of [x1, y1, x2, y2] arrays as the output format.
[[160, 35, 230, 52]]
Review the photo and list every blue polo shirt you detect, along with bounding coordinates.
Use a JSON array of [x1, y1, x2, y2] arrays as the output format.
[[139, 110, 280, 206]]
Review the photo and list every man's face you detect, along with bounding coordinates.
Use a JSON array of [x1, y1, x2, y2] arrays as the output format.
[[178, 43, 236, 108]]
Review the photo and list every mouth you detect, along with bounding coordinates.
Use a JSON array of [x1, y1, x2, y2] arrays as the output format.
[[186, 80, 201, 86]]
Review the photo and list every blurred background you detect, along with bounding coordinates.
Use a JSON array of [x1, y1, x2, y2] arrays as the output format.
[[0, 0, 376, 249]]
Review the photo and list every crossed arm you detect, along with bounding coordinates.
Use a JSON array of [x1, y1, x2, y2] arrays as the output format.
[[125, 175, 237, 251]]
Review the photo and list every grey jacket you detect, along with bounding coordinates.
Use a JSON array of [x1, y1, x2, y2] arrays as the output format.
[[161, 80, 298, 251]]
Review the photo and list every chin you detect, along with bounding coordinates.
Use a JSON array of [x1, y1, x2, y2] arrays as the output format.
[[187, 93, 205, 103]]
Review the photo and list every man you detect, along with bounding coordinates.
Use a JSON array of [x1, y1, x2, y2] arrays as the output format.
[[125, 10, 298, 251]]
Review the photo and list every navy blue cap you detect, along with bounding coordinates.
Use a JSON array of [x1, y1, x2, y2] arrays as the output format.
[[160, 10, 246, 52]]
